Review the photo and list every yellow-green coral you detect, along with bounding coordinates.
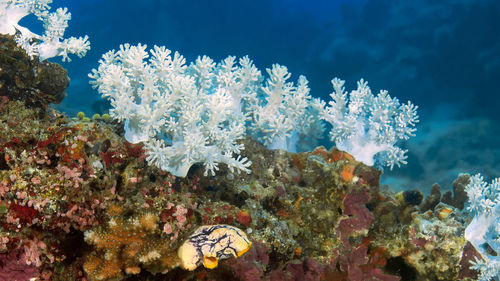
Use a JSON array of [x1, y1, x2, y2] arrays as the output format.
[[101, 113, 111, 121], [77, 111, 85, 120]]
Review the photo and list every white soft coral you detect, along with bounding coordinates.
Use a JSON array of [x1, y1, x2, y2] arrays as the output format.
[[90, 44, 252, 177], [464, 174, 500, 281], [247, 64, 324, 152], [90, 43, 328, 176], [320, 78, 419, 169], [0, 0, 89, 61]]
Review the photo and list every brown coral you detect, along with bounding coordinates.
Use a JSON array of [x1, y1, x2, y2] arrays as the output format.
[[0, 34, 69, 108], [83, 205, 180, 280]]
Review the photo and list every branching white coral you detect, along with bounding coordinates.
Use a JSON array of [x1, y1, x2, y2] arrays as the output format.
[[90, 43, 422, 176], [90, 44, 255, 177], [247, 64, 324, 152], [464, 173, 500, 281], [90, 44, 326, 177], [0, 0, 90, 61], [319, 78, 419, 169]]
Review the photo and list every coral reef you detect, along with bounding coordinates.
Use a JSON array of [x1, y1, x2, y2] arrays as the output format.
[[0, 95, 479, 280], [0, 33, 481, 281]]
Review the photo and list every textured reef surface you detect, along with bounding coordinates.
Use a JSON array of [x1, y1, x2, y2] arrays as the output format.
[[0, 34, 484, 281]]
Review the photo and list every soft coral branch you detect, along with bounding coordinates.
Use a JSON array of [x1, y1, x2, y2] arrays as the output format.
[[0, 0, 90, 61], [320, 78, 419, 169]]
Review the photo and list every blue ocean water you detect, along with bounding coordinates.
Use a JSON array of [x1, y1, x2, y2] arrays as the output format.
[[37, 0, 499, 192]]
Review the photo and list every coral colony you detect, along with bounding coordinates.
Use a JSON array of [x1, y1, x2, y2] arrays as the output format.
[[319, 78, 419, 170], [465, 174, 500, 281], [0, 0, 498, 280], [0, 0, 90, 61], [89, 43, 415, 176]]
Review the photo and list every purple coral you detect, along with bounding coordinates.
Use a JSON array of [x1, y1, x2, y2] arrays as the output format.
[[0, 249, 38, 281]]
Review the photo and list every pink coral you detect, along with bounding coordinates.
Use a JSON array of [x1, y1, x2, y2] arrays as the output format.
[[337, 188, 374, 244], [57, 165, 84, 188], [333, 243, 399, 281], [225, 241, 269, 281], [0, 249, 38, 281], [328, 187, 399, 281], [270, 257, 327, 281]]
